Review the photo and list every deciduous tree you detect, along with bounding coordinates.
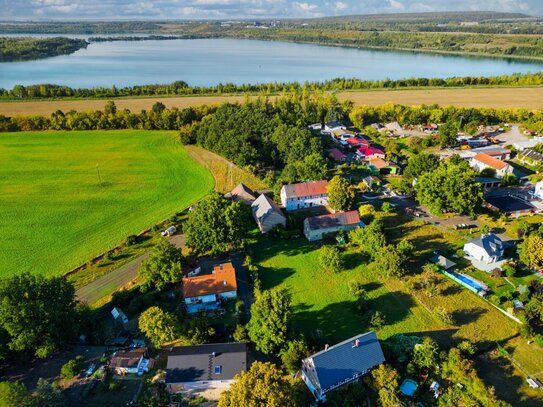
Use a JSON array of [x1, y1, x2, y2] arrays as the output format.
[[248, 288, 292, 354], [218, 362, 300, 407], [138, 306, 179, 347], [519, 234, 543, 269], [139, 239, 183, 291], [327, 175, 356, 212], [319, 245, 345, 273], [184, 193, 251, 255], [0, 273, 77, 358]]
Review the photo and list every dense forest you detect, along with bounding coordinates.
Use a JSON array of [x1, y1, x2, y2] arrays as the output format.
[[0, 37, 88, 62], [2, 71, 543, 100], [233, 29, 543, 59]]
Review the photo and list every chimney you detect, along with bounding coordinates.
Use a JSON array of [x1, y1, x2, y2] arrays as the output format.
[[223, 280, 227, 286], [353, 339, 360, 348], [324, 344, 329, 351], [211, 352, 216, 357]]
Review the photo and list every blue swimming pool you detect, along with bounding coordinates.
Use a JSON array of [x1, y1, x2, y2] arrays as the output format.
[[400, 379, 418, 397], [452, 272, 485, 292]]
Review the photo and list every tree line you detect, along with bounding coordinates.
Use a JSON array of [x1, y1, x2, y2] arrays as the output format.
[[2, 71, 543, 99], [0, 37, 88, 62]]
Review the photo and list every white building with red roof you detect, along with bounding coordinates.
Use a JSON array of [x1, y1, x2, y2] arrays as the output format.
[[280, 180, 329, 212], [470, 153, 513, 179]]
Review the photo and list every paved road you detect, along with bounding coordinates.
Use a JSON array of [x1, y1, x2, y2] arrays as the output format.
[[76, 234, 185, 304]]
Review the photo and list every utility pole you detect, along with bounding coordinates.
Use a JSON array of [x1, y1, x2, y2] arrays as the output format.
[[229, 162, 233, 188], [96, 164, 102, 185]]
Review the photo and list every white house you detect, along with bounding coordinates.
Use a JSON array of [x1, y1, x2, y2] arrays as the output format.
[[470, 153, 514, 179], [464, 234, 504, 264], [535, 181, 543, 199], [304, 210, 363, 242], [183, 262, 238, 314], [166, 342, 249, 393], [280, 180, 329, 212]]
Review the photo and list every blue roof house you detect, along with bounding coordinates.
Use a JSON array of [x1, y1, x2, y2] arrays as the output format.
[[301, 331, 385, 401]]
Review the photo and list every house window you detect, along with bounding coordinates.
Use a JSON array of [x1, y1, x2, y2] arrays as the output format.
[[214, 366, 222, 374]]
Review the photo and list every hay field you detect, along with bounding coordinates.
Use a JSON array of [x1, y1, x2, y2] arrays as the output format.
[[0, 130, 213, 276], [1, 87, 542, 117]]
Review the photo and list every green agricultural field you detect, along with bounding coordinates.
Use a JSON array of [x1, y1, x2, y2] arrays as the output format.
[[0, 130, 213, 277]]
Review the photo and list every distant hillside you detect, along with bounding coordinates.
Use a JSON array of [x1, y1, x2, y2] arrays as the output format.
[[300, 11, 534, 24]]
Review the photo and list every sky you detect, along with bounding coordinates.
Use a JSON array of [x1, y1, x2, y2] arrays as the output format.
[[1, 0, 542, 20]]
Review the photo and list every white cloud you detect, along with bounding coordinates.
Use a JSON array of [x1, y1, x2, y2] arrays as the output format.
[[388, 0, 404, 10], [335, 1, 347, 11]]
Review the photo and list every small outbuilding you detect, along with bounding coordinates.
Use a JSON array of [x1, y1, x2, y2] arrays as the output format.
[[224, 183, 256, 204]]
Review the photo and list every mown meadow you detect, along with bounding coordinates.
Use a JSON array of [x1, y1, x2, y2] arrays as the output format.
[[0, 130, 213, 276]]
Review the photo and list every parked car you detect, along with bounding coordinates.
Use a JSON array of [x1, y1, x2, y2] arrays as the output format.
[[85, 363, 96, 377]]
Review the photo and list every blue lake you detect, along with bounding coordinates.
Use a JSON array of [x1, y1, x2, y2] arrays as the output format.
[[1, 38, 542, 89]]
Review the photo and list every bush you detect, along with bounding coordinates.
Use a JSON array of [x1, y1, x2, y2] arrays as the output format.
[[381, 201, 393, 213], [491, 268, 503, 277], [124, 234, 138, 246], [534, 334, 543, 347], [348, 280, 367, 298], [370, 311, 386, 328], [520, 323, 534, 339], [61, 356, 84, 379], [435, 307, 454, 325]]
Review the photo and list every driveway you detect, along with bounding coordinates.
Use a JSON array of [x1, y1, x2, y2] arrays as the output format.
[[76, 234, 185, 304]]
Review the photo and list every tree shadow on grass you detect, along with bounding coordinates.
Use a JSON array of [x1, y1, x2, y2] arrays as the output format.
[[257, 266, 296, 291], [441, 284, 463, 296], [451, 307, 487, 326], [367, 290, 417, 325], [249, 236, 318, 263], [343, 251, 368, 271]]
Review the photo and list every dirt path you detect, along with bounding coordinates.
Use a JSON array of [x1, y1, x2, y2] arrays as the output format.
[[75, 234, 185, 304], [1, 87, 542, 116]]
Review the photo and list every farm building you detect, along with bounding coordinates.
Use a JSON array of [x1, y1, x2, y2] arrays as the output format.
[[182, 262, 238, 314], [109, 349, 148, 375], [469, 153, 513, 179], [166, 342, 250, 393], [224, 183, 256, 204], [513, 137, 543, 151], [303, 210, 363, 241], [464, 234, 504, 264], [302, 332, 385, 401], [280, 180, 329, 212], [251, 193, 286, 233]]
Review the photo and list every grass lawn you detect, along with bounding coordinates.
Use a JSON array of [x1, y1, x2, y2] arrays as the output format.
[[0, 130, 213, 277], [250, 214, 519, 346]]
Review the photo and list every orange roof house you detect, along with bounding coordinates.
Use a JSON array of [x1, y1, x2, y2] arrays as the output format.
[[183, 263, 238, 313], [472, 153, 508, 170], [470, 153, 514, 179]]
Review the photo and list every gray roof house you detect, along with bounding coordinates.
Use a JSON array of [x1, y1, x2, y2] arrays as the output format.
[[301, 331, 385, 401], [224, 183, 256, 204], [464, 233, 504, 264], [166, 342, 249, 392], [251, 193, 286, 233]]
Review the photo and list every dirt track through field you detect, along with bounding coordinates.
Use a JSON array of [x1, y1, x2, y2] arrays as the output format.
[[1, 87, 542, 116]]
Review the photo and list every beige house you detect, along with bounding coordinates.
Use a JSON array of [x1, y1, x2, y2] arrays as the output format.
[[304, 210, 363, 241]]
